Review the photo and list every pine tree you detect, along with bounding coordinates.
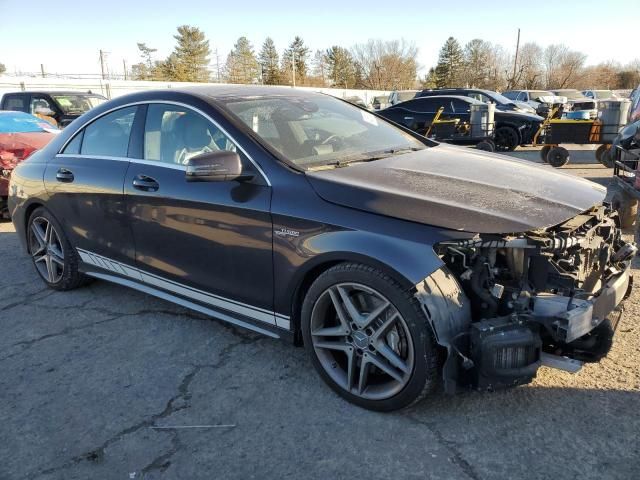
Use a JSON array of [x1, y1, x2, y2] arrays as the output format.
[[434, 37, 464, 88], [258, 38, 280, 85], [225, 37, 259, 84], [326, 46, 356, 88], [131, 43, 158, 80], [421, 67, 438, 89], [171, 25, 211, 82], [282, 36, 309, 85]]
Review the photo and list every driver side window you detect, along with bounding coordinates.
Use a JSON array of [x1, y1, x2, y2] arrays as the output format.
[[144, 104, 237, 165]]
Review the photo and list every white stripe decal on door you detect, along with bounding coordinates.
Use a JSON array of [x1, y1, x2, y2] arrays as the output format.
[[77, 248, 289, 327]]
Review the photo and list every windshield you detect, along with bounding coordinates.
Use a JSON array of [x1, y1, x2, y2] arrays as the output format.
[[221, 95, 426, 168], [529, 90, 554, 100], [52, 94, 106, 115], [482, 91, 514, 105]]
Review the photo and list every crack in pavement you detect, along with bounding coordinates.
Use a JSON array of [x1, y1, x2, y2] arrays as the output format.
[[0, 307, 203, 363], [0, 288, 56, 313], [404, 414, 481, 480], [29, 335, 263, 479]]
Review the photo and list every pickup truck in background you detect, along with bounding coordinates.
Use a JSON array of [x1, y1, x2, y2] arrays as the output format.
[[0, 91, 107, 128]]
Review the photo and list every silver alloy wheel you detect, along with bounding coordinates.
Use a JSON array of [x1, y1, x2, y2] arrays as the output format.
[[310, 282, 414, 400], [29, 217, 65, 284]]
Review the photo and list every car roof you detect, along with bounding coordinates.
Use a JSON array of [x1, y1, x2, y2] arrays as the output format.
[[173, 85, 323, 101], [3, 90, 106, 96], [422, 88, 491, 94], [402, 94, 481, 104]]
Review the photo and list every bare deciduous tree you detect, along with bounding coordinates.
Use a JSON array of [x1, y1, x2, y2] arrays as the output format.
[[351, 39, 418, 90]]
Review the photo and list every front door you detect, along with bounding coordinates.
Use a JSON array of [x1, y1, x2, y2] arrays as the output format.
[[124, 103, 275, 325]]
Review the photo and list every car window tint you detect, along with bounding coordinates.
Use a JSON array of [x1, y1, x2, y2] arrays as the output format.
[[62, 130, 83, 154], [3, 96, 26, 111], [81, 107, 136, 157], [502, 91, 517, 100], [144, 104, 237, 165], [455, 99, 471, 112]]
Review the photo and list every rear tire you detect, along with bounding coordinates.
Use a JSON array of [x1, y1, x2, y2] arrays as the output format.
[[611, 190, 637, 229], [27, 206, 89, 291], [540, 145, 551, 162], [546, 146, 570, 167], [301, 263, 439, 412], [495, 126, 519, 152]]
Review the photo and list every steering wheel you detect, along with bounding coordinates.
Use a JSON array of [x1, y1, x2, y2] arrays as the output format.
[[321, 134, 340, 145]]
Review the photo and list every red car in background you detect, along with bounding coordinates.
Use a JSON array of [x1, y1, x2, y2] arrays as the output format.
[[1, 111, 58, 218]]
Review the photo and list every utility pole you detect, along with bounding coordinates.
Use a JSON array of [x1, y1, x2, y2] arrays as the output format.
[[40, 64, 45, 78], [214, 48, 220, 82], [292, 51, 296, 87], [511, 28, 521, 87], [122, 59, 128, 80], [99, 49, 106, 80]]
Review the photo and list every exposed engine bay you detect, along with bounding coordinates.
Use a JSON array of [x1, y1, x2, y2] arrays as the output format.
[[418, 205, 636, 393]]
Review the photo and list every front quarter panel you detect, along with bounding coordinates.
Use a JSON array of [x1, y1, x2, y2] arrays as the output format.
[[269, 168, 474, 319]]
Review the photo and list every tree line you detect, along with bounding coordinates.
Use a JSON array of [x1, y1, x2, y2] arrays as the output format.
[[131, 26, 418, 90], [428, 36, 639, 91], [129, 26, 638, 91]]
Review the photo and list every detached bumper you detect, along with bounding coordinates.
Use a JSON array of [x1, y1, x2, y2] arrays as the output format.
[[534, 267, 632, 343]]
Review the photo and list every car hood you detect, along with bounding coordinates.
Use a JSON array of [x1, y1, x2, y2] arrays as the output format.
[[306, 144, 606, 234]]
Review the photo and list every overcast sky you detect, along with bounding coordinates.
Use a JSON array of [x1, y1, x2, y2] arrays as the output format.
[[0, 0, 637, 77]]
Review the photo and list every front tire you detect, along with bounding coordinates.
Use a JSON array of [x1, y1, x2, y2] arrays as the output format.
[[301, 263, 439, 411], [27, 207, 89, 291], [495, 126, 519, 152]]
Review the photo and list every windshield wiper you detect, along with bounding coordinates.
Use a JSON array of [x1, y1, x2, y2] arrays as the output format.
[[310, 146, 423, 170]]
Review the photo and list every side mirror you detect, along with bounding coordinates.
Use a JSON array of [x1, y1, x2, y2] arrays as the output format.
[[185, 150, 251, 182]]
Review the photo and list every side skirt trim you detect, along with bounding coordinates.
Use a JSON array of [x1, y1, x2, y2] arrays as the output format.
[[85, 270, 281, 339], [77, 248, 290, 330]]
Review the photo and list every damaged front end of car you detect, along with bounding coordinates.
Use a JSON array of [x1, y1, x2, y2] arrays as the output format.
[[416, 205, 635, 393]]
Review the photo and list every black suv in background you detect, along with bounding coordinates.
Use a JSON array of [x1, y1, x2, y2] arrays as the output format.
[[379, 94, 543, 151], [0, 91, 107, 128]]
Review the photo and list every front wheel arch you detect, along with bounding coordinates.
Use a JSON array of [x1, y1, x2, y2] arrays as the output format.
[[289, 255, 421, 345]]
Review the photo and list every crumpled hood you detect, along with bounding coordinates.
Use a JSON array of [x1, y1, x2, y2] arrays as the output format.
[[306, 144, 606, 234]]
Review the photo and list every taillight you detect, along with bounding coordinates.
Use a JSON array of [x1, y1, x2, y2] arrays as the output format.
[[0, 146, 38, 169]]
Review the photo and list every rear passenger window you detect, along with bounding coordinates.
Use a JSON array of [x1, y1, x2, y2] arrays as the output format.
[[81, 107, 136, 157], [3, 96, 26, 111]]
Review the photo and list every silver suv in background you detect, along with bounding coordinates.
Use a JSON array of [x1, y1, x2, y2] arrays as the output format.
[[502, 90, 568, 117], [388, 90, 419, 105]]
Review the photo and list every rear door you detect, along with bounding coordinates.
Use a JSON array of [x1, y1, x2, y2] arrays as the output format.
[[43, 106, 139, 267], [389, 98, 437, 132], [123, 103, 275, 324]]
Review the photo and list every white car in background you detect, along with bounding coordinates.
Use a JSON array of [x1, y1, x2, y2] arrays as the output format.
[[582, 89, 619, 101], [551, 89, 598, 118]]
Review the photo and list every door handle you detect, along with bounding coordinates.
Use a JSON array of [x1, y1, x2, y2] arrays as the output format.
[[56, 168, 74, 183], [132, 175, 159, 192]]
